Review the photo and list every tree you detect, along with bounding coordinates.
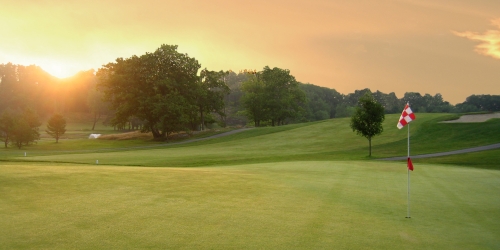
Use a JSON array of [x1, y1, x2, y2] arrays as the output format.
[[222, 71, 250, 126], [46, 114, 66, 143], [401, 92, 424, 112], [460, 95, 500, 112], [97, 44, 201, 139], [241, 75, 268, 127], [195, 69, 230, 130], [87, 84, 108, 130], [335, 104, 355, 118], [0, 63, 59, 117], [11, 119, 33, 149], [5, 109, 41, 149], [299, 83, 343, 121], [350, 92, 385, 157], [240, 66, 306, 126], [383, 92, 402, 114], [345, 88, 372, 107], [261, 66, 305, 126], [0, 109, 16, 148]]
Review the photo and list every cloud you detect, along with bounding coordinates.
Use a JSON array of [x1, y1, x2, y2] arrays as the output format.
[[453, 18, 500, 59]]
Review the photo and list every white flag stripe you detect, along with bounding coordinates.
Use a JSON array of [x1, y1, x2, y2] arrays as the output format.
[[397, 104, 416, 129]]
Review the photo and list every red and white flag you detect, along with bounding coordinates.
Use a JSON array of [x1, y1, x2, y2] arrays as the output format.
[[397, 103, 416, 129]]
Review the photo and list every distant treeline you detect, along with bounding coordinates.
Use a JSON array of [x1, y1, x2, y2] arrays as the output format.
[[1, 62, 499, 129], [222, 70, 500, 124]]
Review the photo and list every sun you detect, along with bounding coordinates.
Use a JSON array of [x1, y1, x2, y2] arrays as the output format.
[[41, 63, 79, 79]]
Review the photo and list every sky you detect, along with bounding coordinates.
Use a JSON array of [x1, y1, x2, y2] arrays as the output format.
[[1, 0, 499, 104]]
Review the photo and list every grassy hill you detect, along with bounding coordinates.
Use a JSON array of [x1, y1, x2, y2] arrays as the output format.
[[4, 113, 499, 169]]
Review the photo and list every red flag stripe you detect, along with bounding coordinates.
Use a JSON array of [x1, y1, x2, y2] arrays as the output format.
[[397, 104, 416, 129], [407, 157, 414, 171]]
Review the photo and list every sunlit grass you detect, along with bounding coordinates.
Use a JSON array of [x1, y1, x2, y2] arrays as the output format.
[[1, 161, 499, 249]]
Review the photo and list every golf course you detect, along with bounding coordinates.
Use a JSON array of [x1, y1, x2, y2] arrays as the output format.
[[1, 113, 499, 249]]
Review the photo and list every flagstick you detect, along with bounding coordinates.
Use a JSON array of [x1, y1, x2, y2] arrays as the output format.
[[407, 123, 411, 218]]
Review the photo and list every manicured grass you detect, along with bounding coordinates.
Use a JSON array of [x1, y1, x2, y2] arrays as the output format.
[[1, 113, 499, 249], [374, 115, 500, 157], [12, 113, 500, 168], [1, 161, 499, 249], [414, 148, 500, 170]]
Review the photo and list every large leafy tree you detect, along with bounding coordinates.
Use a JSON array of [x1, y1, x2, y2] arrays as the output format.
[[241, 66, 305, 126], [261, 66, 305, 126], [350, 92, 385, 157], [241, 75, 268, 127], [97, 44, 201, 139], [46, 114, 66, 143]]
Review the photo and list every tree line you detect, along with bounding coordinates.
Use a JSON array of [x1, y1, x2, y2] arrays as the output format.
[[224, 76, 500, 125], [1, 44, 500, 147]]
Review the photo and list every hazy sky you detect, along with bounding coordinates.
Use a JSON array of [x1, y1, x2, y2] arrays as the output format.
[[1, 0, 499, 104]]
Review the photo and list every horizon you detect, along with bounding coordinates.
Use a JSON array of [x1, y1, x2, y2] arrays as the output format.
[[2, 62, 494, 106], [1, 0, 499, 104]]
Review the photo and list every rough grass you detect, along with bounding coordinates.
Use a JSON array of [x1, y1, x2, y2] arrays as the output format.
[[97, 130, 219, 141], [1, 161, 499, 249], [0, 127, 237, 159]]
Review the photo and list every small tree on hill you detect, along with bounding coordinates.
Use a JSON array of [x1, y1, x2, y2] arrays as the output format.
[[8, 108, 41, 149], [350, 92, 385, 157], [46, 114, 66, 143]]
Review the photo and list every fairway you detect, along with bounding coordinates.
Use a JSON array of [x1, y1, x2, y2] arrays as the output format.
[[1, 113, 500, 249], [1, 161, 499, 249]]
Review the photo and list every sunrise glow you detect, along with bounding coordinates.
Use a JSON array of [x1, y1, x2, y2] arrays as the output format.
[[1, 0, 499, 103], [40, 63, 77, 79]]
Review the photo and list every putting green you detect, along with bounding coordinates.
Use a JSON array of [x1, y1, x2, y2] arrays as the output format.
[[1, 161, 499, 249]]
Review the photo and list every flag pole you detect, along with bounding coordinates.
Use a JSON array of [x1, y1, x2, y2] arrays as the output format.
[[407, 122, 411, 218], [398, 102, 415, 218]]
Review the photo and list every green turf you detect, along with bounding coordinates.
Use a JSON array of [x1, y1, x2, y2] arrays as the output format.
[[374, 115, 500, 157], [10, 113, 499, 169], [1, 161, 499, 249], [413, 148, 500, 170], [1, 113, 500, 249]]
